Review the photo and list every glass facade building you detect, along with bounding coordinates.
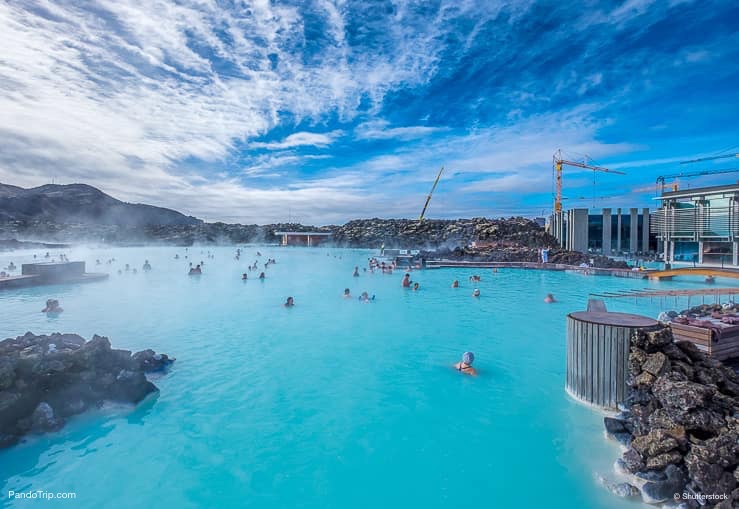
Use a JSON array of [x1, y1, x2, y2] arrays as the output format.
[[653, 184, 739, 266]]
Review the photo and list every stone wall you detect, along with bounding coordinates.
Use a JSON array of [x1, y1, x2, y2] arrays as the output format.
[[601, 327, 738, 508]]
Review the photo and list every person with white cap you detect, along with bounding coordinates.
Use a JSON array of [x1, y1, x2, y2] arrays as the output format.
[[454, 352, 477, 376]]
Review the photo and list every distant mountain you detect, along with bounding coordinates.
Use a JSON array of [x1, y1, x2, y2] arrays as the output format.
[[0, 183, 201, 226]]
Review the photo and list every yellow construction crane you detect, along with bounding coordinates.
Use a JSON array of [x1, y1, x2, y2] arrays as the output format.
[[552, 149, 625, 213], [418, 166, 444, 221]]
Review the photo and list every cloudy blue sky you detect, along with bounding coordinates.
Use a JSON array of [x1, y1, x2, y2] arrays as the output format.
[[1, 0, 738, 224]]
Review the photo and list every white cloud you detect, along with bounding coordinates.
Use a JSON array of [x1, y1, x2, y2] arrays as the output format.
[[0, 0, 719, 223], [251, 131, 343, 150], [354, 120, 446, 141]]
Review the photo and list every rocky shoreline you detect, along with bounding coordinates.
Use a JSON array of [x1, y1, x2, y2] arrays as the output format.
[[0, 332, 174, 448], [0, 217, 632, 269], [600, 327, 738, 508]]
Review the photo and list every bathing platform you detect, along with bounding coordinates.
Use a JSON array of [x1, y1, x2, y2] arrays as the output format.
[[669, 321, 739, 361], [590, 287, 739, 302], [0, 262, 108, 290], [589, 287, 739, 361]]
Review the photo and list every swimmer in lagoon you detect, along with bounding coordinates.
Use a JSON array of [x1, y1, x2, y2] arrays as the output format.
[[343, 288, 352, 298], [544, 293, 556, 303], [42, 299, 63, 314], [454, 352, 477, 376], [353, 266, 359, 277], [284, 296, 294, 307], [469, 275, 481, 282], [451, 280, 459, 288], [259, 272, 265, 280], [472, 288, 480, 297], [401, 273, 412, 287], [242, 273, 248, 280], [143, 260, 152, 271], [359, 291, 374, 302], [413, 282, 420, 291], [188, 265, 202, 275]]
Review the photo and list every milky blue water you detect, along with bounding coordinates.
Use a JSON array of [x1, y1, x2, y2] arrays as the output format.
[[0, 246, 727, 508]]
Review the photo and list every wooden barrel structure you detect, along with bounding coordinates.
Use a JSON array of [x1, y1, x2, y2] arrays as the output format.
[[566, 311, 659, 409]]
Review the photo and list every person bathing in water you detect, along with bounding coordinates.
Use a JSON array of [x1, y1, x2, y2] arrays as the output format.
[[189, 264, 202, 275], [42, 299, 63, 314], [401, 273, 412, 287], [472, 288, 480, 297], [359, 291, 374, 302], [469, 275, 481, 282], [242, 273, 248, 280], [544, 293, 556, 303], [259, 272, 265, 280], [451, 280, 459, 288], [343, 288, 352, 299], [413, 282, 420, 291], [454, 352, 477, 376], [353, 266, 360, 277], [284, 296, 294, 307]]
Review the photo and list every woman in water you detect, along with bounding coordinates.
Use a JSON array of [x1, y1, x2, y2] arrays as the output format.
[[359, 292, 374, 303], [143, 260, 152, 271], [413, 282, 420, 291], [451, 280, 459, 288], [353, 266, 359, 277], [284, 296, 294, 307], [472, 288, 480, 297], [242, 273, 248, 280], [42, 299, 63, 314], [544, 293, 556, 303], [343, 288, 352, 298], [454, 352, 477, 376], [259, 272, 265, 279]]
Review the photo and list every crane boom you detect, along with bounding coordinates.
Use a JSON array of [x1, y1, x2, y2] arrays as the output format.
[[680, 153, 739, 165], [552, 149, 625, 213], [655, 167, 739, 194], [419, 166, 444, 222]]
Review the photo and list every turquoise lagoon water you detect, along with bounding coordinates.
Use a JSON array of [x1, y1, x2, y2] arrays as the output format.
[[0, 246, 726, 508]]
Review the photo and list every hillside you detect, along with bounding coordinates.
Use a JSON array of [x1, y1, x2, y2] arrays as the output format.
[[0, 183, 201, 227]]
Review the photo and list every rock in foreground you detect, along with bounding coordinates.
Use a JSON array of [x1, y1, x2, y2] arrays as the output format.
[[605, 327, 739, 508], [0, 332, 174, 448]]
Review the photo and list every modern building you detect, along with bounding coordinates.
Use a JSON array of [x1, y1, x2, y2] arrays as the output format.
[[652, 183, 739, 266], [551, 208, 654, 255]]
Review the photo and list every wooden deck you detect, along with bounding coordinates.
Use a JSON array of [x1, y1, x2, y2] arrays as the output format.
[[424, 260, 644, 278], [670, 321, 739, 361], [0, 274, 41, 289], [647, 267, 739, 281], [0, 272, 108, 290]]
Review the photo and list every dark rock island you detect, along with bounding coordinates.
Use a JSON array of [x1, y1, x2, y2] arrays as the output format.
[[0, 332, 174, 448]]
